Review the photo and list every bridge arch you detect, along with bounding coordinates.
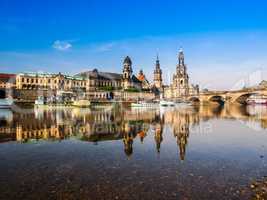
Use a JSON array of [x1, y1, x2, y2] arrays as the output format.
[[188, 97, 200, 104], [232, 93, 258, 104], [208, 95, 225, 105]]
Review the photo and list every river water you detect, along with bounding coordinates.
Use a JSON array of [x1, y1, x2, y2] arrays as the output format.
[[0, 104, 267, 199]]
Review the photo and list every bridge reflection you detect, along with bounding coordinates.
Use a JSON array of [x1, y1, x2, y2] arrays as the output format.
[[0, 104, 267, 160]]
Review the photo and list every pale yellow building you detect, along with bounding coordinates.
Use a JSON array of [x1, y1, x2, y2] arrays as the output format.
[[164, 49, 199, 100], [16, 72, 87, 91]]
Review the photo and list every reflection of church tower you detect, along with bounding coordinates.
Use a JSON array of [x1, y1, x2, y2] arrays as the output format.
[[173, 113, 190, 161], [122, 56, 133, 89], [154, 123, 163, 153], [176, 130, 189, 161], [173, 48, 189, 98], [153, 55, 163, 89]]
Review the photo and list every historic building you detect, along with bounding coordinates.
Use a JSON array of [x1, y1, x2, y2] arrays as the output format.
[[164, 48, 199, 99], [121, 56, 143, 90], [1, 51, 199, 101], [16, 72, 87, 91], [153, 55, 163, 90], [15, 56, 144, 94], [11, 56, 155, 101], [0, 73, 16, 98], [0, 73, 16, 89], [137, 69, 150, 90]]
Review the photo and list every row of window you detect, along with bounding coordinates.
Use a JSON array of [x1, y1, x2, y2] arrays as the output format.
[[19, 77, 86, 86], [92, 81, 121, 87]]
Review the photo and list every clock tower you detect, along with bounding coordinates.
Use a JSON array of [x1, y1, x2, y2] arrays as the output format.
[[153, 55, 163, 89]]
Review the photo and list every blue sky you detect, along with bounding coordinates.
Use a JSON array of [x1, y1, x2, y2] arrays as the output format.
[[1, 0, 267, 89]]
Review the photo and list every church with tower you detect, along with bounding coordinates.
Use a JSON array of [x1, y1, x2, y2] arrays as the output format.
[[153, 48, 199, 100], [153, 55, 163, 90]]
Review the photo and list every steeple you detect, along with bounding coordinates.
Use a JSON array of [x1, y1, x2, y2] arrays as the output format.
[[156, 53, 160, 70], [176, 47, 187, 76], [153, 54, 163, 89], [178, 47, 185, 66]]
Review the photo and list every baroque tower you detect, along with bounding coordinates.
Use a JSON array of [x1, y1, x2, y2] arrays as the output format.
[[153, 55, 163, 89], [172, 48, 189, 98], [122, 56, 133, 89]]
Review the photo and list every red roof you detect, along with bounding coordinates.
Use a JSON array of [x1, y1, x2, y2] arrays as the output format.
[[0, 73, 16, 79]]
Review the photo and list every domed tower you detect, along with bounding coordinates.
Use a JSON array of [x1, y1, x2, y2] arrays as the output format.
[[153, 55, 163, 89], [122, 56, 133, 89]]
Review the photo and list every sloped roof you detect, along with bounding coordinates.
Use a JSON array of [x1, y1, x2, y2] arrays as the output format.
[[132, 75, 142, 83], [18, 72, 85, 81], [123, 56, 132, 65], [0, 73, 16, 83], [77, 69, 122, 80]]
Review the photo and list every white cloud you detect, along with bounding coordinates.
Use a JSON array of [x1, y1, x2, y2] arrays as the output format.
[[52, 40, 72, 51], [95, 42, 115, 52]]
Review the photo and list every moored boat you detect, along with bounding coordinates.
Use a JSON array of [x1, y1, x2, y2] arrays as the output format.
[[159, 100, 175, 107], [246, 94, 267, 105]]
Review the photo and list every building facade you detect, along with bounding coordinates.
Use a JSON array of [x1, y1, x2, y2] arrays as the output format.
[[12, 56, 154, 101], [164, 48, 199, 99], [16, 72, 87, 91], [137, 69, 150, 90], [1, 51, 199, 101], [0, 73, 16, 89]]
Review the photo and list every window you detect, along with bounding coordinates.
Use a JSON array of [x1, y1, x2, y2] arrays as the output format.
[[48, 79, 51, 83], [22, 78, 24, 83]]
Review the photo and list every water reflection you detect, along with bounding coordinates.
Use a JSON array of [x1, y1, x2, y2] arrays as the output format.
[[0, 104, 267, 160]]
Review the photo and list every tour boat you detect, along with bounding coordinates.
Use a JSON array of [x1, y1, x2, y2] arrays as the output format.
[[246, 95, 267, 105], [0, 98, 14, 109], [159, 100, 175, 107]]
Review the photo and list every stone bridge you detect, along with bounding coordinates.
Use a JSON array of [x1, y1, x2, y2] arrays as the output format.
[[188, 88, 267, 105]]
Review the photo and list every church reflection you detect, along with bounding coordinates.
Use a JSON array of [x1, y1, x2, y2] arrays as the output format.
[[0, 104, 267, 160]]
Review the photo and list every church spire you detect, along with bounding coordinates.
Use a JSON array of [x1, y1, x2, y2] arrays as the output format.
[[156, 53, 160, 69], [178, 47, 185, 65], [154, 54, 163, 89]]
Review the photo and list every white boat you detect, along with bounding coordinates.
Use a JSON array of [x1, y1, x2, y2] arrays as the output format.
[[159, 100, 175, 107], [247, 94, 267, 105], [0, 98, 14, 108], [131, 101, 158, 108], [35, 96, 45, 106]]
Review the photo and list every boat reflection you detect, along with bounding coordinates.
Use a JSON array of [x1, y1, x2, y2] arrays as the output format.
[[0, 104, 267, 160]]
